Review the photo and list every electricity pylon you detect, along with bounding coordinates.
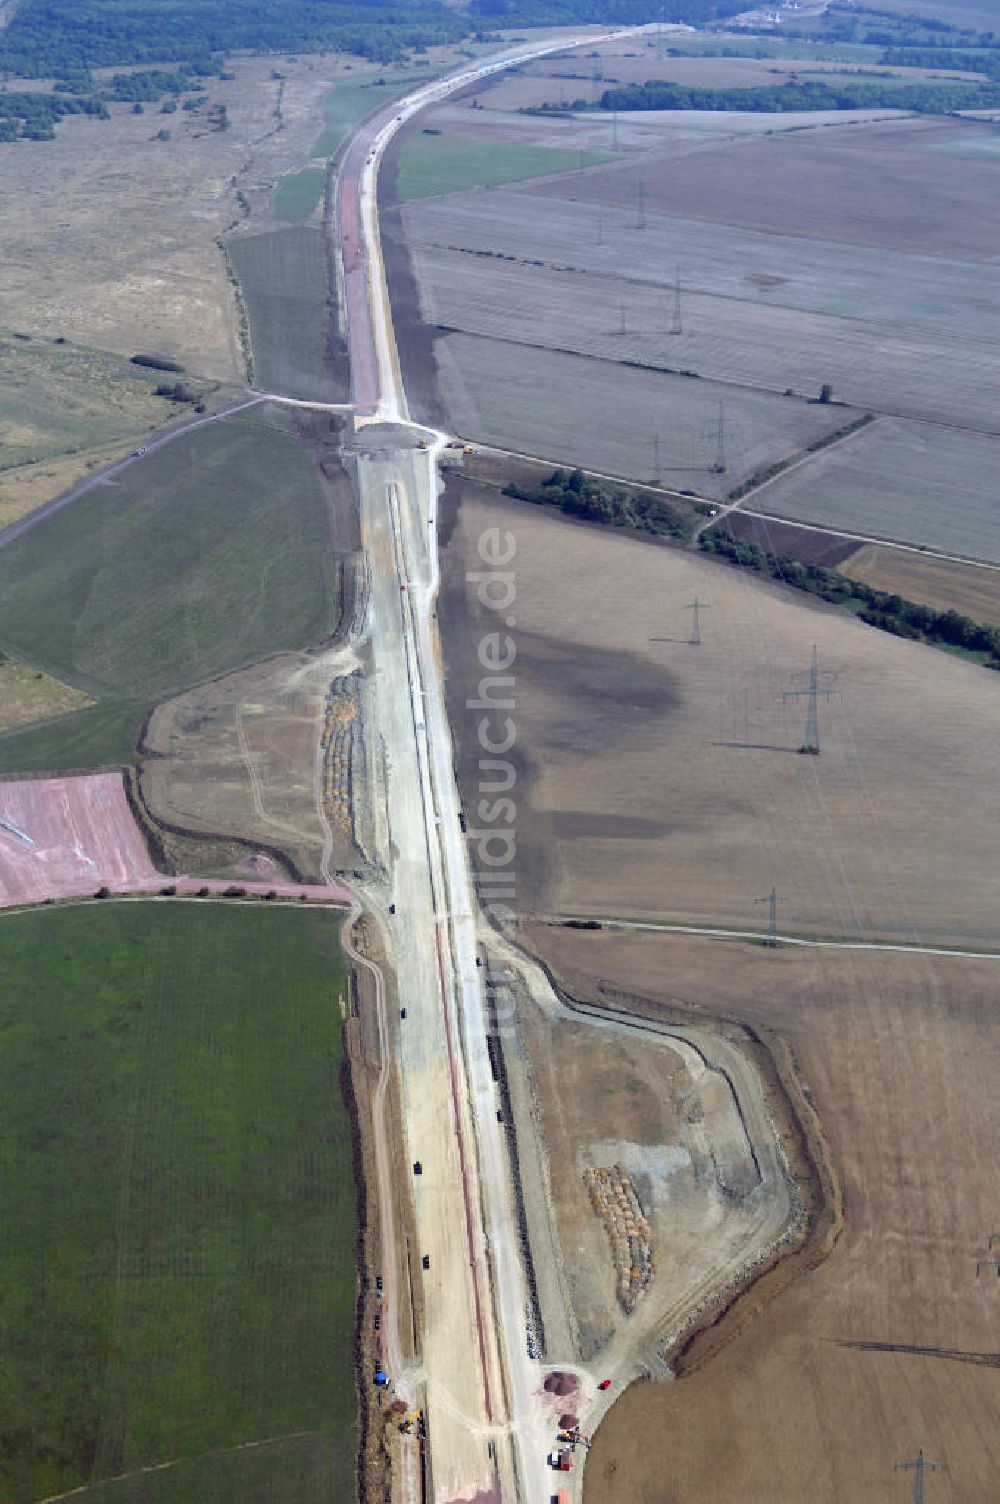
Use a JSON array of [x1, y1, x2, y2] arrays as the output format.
[[710, 402, 726, 473], [895, 1449, 946, 1504], [686, 596, 709, 645], [755, 887, 787, 947], [783, 645, 840, 755]]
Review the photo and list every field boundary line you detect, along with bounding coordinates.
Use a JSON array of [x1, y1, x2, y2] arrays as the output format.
[[34, 1429, 325, 1503], [697, 413, 879, 540], [735, 506, 1000, 572], [544, 916, 1000, 961]]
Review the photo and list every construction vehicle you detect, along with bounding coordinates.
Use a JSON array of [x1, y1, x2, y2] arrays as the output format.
[[374, 1369, 389, 1388], [598, 1378, 612, 1391], [547, 1450, 572, 1472], [463, 444, 476, 454]]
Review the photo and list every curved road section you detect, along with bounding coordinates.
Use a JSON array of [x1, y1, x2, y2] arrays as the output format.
[[336, 27, 644, 1504]]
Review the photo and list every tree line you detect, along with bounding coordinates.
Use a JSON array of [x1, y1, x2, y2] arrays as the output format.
[[700, 531, 1000, 668], [0, 0, 754, 88], [595, 76, 1000, 113], [503, 467, 696, 542]]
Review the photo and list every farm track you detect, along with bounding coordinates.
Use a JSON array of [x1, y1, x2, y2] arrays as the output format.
[[545, 916, 1000, 962]]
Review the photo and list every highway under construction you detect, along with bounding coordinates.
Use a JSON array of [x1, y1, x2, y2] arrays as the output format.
[[334, 29, 798, 1504]]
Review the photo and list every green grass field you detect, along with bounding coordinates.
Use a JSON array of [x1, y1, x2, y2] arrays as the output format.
[[228, 229, 339, 402], [0, 333, 206, 472], [0, 408, 339, 770], [0, 902, 356, 1504], [394, 133, 614, 202], [273, 166, 327, 222]]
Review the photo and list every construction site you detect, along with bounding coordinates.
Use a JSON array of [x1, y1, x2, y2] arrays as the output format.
[[0, 10, 997, 1504]]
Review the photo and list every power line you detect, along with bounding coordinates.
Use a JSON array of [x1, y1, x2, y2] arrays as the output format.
[[783, 644, 840, 756], [755, 886, 787, 947], [895, 1449, 946, 1504]]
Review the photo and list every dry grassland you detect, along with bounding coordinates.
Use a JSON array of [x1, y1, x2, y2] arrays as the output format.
[[526, 116, 1000, 261], [756, 415, 1000, 562], [840, 545, 1000, 626], [440, 486, 1000, 947], [0, 658, 93, 731], [0, 56, 347, 378], [432, 334, 848, 496], [0, 334, 194, 467], [528, 924, 1000, 1504], [0, 443, 137, 528]]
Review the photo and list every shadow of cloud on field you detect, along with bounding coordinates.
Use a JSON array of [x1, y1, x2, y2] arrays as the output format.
[[512, 627, 682, 757]]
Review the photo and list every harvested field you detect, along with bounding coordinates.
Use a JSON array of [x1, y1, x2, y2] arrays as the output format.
[[399, 155, 1000, 545], [228, 227, 346, 401], [839, 544, 1000, 626], [424, 97, 903, 151], [0, 656, 93, 732], [405, 238, 1000, 433], [755, 416, 1000, 562], [0, 902, 355, 1504], [438, 485, 1000, 947], [402, 188, 1000, 342], [528, 925, 1000, 1504], [431, 335, 849, 497], [526, 115, 1000, 261], [0, 408, 342, 771], [875, 0, 1000, 22], [722, 512, 862, 568]]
